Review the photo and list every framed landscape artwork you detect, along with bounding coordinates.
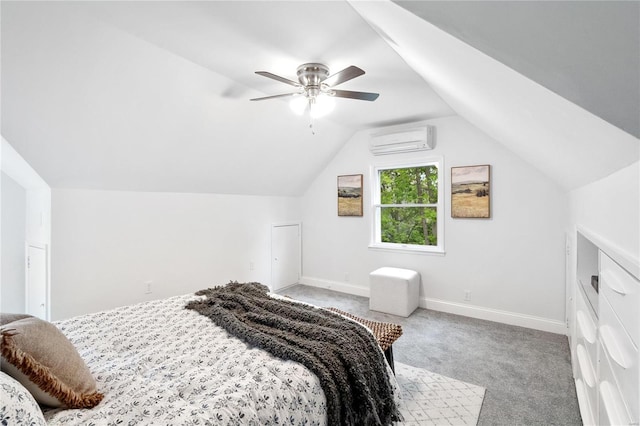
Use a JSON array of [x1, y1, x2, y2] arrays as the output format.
[[451, 165, 491, 218], [337, 174, 363, 216]]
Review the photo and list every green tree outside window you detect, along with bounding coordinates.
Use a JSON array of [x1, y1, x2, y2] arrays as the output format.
[[378, 165, 439, 246]]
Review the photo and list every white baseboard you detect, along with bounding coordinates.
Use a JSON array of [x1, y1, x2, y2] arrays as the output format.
[[271, 282, 300, 294], [299, 276, 567, 334], [299, 276, 370, 298], [420, 297, 568, 335]]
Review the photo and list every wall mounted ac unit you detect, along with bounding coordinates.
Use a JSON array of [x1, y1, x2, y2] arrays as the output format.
[[369, 126, 435, 155]]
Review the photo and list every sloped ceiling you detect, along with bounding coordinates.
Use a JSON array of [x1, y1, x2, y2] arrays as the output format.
[[0, 1, 453, 196], [350, 1, 638, 191], [394, 0, 640, 139], [1, 1, 637, 196]]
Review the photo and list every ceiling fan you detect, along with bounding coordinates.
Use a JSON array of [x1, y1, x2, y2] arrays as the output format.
[[250, 63, 379, 119]]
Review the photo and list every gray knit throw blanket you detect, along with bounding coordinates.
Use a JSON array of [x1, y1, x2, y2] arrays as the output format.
[[185, 282, 401, 426]]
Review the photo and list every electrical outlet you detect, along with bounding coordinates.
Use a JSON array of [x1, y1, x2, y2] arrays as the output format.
[[144, 281, 153, 294], [345, 273, 350, 282], [249, 262, 255, 271], [464, 290, 471, 301]]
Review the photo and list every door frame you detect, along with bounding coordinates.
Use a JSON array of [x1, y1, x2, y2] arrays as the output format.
[[25, 241, 50, 321], [270, 222, 302, 292]]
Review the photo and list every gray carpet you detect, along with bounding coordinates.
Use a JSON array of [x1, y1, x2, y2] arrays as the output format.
[[282, 284, 582, 426]]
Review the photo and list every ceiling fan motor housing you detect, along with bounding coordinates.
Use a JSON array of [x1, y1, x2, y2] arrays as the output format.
[[297, 63, 330, 97]]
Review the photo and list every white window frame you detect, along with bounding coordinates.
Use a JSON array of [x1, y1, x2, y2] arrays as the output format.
[[369, 156, 445, 254]]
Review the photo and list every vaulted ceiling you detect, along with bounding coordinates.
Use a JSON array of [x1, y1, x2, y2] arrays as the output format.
[[2, 1, 638, 196], [394, 0, 640, 139]]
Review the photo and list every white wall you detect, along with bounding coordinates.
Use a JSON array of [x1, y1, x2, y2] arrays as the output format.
[[568, 161, 639, 277], [1, 172, 27, 313], [26, 189, 52, 246], [1, 135, 52, 247], [300, 116, 568, 332], [51, 189, 301, 320], [1, 138, 52, 316]]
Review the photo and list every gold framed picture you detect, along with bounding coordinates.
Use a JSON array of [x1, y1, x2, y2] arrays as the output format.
[[451, 165, 490, 218], [337, 174, 363, 217]]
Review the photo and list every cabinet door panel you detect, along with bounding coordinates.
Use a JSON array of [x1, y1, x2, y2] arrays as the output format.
[[600, 297, 638, 422], [601, 253, 640, 347]]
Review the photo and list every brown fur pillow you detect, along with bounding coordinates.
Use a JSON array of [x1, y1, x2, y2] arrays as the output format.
[[0, 316, 103, 408]]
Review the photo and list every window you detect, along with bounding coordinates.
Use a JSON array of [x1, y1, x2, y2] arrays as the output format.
[[370, 158, 444, 253]]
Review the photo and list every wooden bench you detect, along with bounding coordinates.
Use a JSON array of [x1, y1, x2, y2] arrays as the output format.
[[326, 307, 402, 373]]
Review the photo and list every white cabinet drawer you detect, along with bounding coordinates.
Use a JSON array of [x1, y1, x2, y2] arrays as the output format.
[[601, 253, 640, 347], [576, 342, 598, 419], [599, 380, 632, 426], [575, 377, 597, 426], [599, 340, 634, 425], [577, 344, 597, 388], [599, 297, 639, 422], [576, 287, 598, 364]]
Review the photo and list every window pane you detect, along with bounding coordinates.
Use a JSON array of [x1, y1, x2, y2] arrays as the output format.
[[380, 206, 438, 246], [379, 166, 438, 204]]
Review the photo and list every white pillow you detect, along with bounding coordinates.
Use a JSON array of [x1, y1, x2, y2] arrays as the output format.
[[0, 370, 46, 426]]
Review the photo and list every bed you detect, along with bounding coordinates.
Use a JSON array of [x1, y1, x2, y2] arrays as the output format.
[[1, 283, 402, 425]]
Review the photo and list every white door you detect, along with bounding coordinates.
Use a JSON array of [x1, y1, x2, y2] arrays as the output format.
[[26, 243, 48, 320], [271, 223, 301, 292]]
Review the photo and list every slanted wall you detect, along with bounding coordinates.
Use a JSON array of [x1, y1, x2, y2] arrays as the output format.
[[350, 1, 638, 192]]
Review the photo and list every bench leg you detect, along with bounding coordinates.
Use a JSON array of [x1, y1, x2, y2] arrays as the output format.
[[384, 346, 395, 375]]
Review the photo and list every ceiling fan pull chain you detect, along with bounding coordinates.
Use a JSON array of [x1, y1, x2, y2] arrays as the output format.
[[309, 114, 315, 135]]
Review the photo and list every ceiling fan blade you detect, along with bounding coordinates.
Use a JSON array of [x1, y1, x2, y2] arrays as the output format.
[[250, 93, 300, 101], [255, 71, 301, 87], [331, 89, 379, 101], [323, 66, 365, 87]]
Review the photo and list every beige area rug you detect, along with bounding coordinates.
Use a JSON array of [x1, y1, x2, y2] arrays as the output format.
[[395, 362, 485, 426]]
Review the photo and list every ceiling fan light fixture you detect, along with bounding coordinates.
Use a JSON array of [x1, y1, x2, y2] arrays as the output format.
[[309, 94, 335, 119], [289, 96, 308, 116], [289, 93, 335, 118]]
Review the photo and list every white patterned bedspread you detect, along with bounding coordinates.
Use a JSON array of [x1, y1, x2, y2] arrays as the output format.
[[43, 294, 333, 425]]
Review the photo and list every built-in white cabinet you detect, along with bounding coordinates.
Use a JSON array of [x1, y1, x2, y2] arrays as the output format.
[[575, 285, 598, 424], [571, 230, 640, 426]]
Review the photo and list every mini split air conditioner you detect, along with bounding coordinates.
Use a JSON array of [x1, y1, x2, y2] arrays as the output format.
[[369, 126, 435, 155]]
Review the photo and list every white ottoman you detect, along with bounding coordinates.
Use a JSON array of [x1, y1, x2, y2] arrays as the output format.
[[369, 267, 420, 317]]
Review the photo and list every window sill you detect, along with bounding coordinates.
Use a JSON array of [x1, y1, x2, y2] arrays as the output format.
[[368, 243, 445, 256]]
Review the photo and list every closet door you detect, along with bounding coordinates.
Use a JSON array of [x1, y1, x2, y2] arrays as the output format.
[[271, 223, 301, 292], [26, 243, 48, 320]]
